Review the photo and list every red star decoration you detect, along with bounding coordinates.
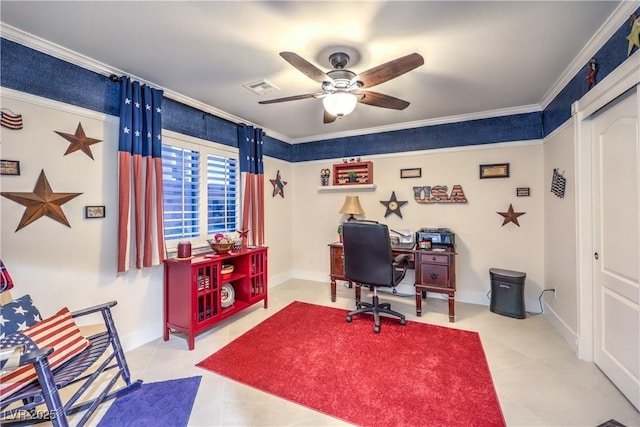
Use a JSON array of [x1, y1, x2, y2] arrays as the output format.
[[54, 122, 102, 160], [237, 229, 249, 247], [497, 203, 526, 227], [1, 170, 82, 231]]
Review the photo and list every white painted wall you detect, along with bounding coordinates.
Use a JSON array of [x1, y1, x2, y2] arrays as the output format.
[[0, 90, 164, 349], [2, 88, 583, 352], [542, 120, 580, 351], [0, 89, 292, 350], [290, 142, 546, 310]]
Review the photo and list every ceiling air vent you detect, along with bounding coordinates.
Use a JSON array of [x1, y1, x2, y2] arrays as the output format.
[[243, 79, 280, 96]]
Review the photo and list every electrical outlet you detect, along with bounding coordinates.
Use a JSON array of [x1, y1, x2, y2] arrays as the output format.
[[552, 288, 557, 299]]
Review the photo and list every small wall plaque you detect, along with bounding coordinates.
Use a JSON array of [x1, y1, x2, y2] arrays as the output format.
[[0, 160, 20, 176], [480, 163, 510, 179], [85, 205, 105, 219], [400, 168, 422, 179], [516, 187, 530, 197]]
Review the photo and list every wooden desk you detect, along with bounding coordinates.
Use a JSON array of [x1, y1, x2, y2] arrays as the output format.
[[328, 242, 456, 322]]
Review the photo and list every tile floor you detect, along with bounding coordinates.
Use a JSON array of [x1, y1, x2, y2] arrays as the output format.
[[105, 279, 639, 427]]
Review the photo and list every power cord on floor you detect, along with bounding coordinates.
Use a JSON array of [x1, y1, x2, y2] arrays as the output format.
[[486, 288, 556, 316], [527, 289, 555, 315]]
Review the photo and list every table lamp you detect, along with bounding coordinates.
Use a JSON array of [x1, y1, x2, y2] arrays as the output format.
[[339, 195, 364, 221]]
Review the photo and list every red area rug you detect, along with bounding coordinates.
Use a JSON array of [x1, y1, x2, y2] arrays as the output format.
[[197, 301, 505, 427]]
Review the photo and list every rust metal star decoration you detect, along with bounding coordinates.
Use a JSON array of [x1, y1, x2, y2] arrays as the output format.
[[497, 203, 526, 227], [54, 121, 102, 160], [1, 169, 82, 231]]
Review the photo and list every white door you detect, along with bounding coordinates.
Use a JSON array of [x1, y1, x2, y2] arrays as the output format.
[[591, 86, 640, 410]]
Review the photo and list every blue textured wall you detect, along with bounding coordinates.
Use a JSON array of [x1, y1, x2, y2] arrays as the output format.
[[1, 39, 120, 116], [2, 6, 638, 162], [543, 7, 640, 135], [291, 113, 542, 162]]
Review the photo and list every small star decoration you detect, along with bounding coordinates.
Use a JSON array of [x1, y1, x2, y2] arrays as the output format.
[[1, 170, 82, 231], [54, 122, 102, 160], [380, 191, 408, 218], [270, 170, 287, 198], [627, 13, 640, 56], [237, 229, 249, 246], [497, 203, 526, 227]]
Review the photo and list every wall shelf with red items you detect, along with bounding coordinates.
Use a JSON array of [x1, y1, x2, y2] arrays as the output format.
[[333, 161, 374, 185], [163, 247, 268, 350]]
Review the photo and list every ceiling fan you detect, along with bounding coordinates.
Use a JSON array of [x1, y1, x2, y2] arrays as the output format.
[[259, 51, 425, 123]]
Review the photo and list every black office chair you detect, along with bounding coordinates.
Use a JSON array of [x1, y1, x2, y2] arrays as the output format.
[[342, 220, 409, 333]]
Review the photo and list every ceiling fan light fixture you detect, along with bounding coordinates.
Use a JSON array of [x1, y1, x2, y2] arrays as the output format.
[[322, 92, 358, 117]]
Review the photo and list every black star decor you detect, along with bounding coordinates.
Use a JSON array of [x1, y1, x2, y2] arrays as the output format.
[[497, 203, 526, 227], [380, 191, 408, 218]]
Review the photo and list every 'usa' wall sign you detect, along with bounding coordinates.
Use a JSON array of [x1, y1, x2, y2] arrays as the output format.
[[413, 185, 468, 204]]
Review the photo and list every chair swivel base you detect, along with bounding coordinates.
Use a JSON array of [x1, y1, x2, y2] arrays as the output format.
[[346, 294, 406, 333]]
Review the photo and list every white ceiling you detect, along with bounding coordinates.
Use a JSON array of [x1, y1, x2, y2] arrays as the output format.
[[0, 1, 630, 143]]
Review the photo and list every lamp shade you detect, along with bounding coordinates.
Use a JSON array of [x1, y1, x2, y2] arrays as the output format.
[[323, 92, 358, 117], [339, 195, 364, 220]]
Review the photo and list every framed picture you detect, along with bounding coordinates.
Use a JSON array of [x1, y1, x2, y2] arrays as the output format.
[[479, 163, 510, 179], [85, 205, 105, 219], [400, 168, 422, 179], [0, 160, 20, 176]]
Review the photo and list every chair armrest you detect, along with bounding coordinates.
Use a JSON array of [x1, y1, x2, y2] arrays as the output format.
[[392, 253, 409, 267], [2, 346, 55, 372], [70, 301, 117, 318], [19, 347, 54, 366]]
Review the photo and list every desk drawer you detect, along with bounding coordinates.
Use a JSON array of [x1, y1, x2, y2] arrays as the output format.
[[419, 264, 449, 288], [419, 253, 450, 264], [330, 246, 345, 276]]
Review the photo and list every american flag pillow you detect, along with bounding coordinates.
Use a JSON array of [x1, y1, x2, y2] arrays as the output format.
[[0, 307, 89, 398]]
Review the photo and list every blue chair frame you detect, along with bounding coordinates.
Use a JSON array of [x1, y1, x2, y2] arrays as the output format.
[[0, 301, 142, 427]]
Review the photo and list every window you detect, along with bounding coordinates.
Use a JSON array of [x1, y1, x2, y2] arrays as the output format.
[[161, 132, 238, 249]]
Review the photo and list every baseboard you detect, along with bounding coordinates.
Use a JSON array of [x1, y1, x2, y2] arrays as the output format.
[[120, 321, 163, 353], [542, 301, 580, 356], [269, 271, 293, 287]]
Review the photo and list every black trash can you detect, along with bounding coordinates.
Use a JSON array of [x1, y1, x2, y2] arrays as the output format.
[[489, 268, 526, 319]]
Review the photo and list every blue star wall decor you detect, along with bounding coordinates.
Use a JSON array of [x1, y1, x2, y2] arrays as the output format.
[[270, 170, 287, 198]]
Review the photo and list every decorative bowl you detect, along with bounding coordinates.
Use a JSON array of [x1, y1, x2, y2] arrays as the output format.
[[209, 242, 234, 254], [221, 264, 234, 277]]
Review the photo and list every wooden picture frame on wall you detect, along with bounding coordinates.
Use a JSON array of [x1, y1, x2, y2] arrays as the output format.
[[479, 163, 510, 179], [400, 168, 422, 179], [85, 205, 105, 219], [0, 159, 20, 176]]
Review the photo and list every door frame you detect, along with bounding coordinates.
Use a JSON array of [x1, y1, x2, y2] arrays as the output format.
[[572, 50, 639, 361]]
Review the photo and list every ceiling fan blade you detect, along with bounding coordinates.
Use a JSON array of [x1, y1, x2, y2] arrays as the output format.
[[323, 109, 337, 124], [280, 52, 334, 84], [353, 53, 424, 88], [357, 91, 411, 110], [258, 93, 318, 104]]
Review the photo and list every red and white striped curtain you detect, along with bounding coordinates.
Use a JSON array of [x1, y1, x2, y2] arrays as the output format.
[[117, 77, 165, 272]]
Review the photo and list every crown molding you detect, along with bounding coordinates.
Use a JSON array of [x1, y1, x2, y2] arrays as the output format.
[[3, 0, 636, 147], [292, 104, 542, 144], [540, 0, 640, 109], [0, 87, 117, 123], [0, 23, 292, 144]]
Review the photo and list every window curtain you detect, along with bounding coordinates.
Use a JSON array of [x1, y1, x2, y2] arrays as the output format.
[[238, 125, 264, 246], [117, 77, 165, 272]]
